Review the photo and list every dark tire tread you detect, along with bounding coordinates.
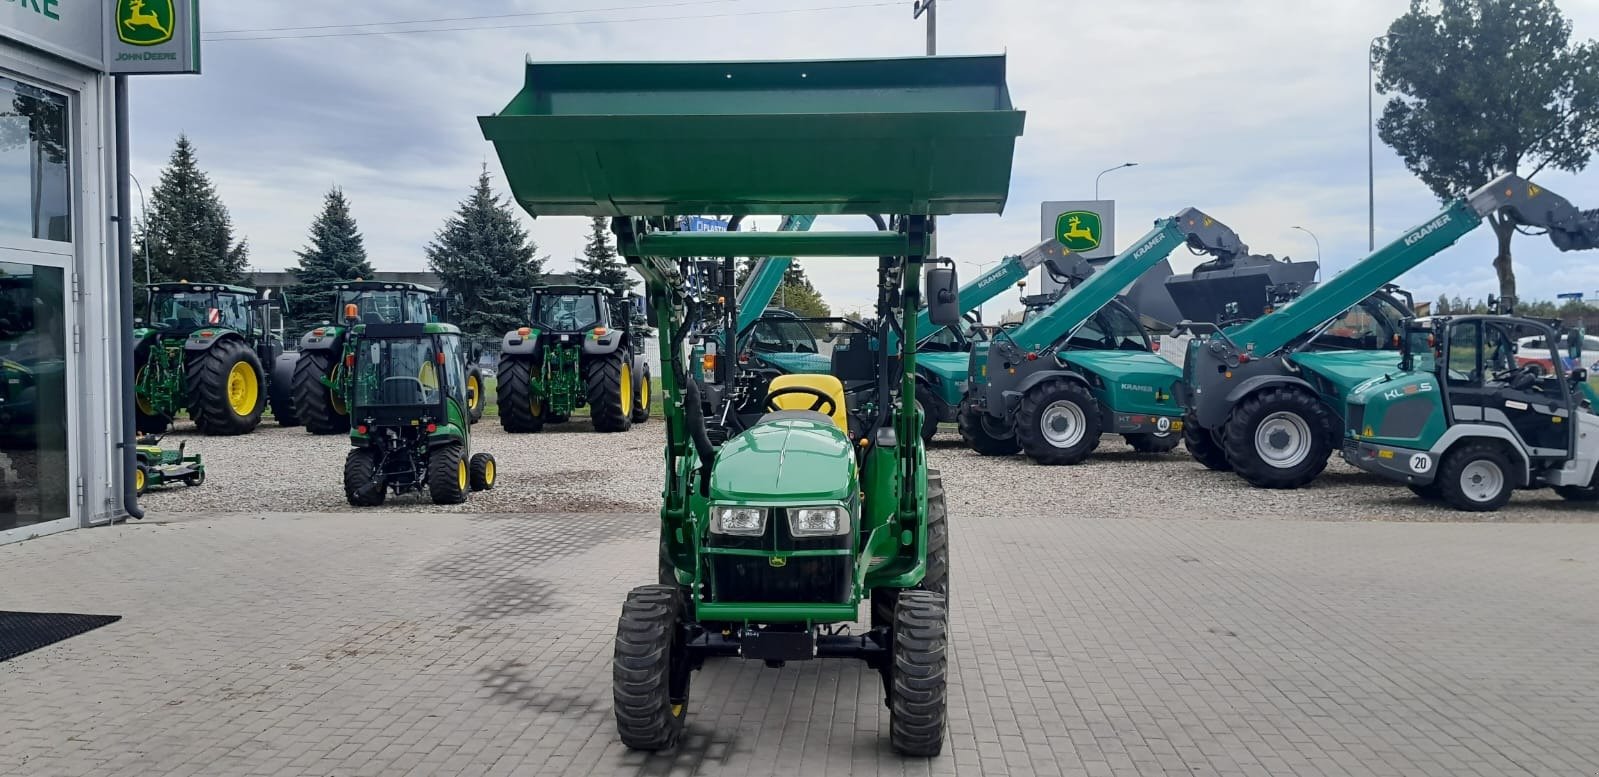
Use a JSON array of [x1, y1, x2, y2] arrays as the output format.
[[293, 350, 349, 435], [1014, 379, 1101, 465], [343, 448, 385, 507], [958, 399, 1020, 456], [613, 584, 688, 751], [1222, 387, 1333, 489], [427, 443, 467, 505], [586, 351, 634, 433], [889, 590, 948, 757], [186, 339, 265, 436]]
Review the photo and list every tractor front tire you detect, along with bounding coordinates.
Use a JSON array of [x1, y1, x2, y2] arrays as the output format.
[[1125, 431, 1180, 454], [466, 367, 486, 425], [496, 358, 545, 433], [469, 452, 497, 491], [1223, 387, 1333, 489], [293, 350, 349, 435], [587, 351, 635, 433], [1183, 415, 1231, 471], [343, 448, 386, 507], [957, 400, 1019, 456], [427, 443, 468, 505], [889, 590, 948, 757], [614, 584, 691, 751], [1437, 442, 1515, 512], [872, 469, 950, 631], [1014, 379, 1102, 465], [269, 353, 302, 427], [186, 339, 266, 436]]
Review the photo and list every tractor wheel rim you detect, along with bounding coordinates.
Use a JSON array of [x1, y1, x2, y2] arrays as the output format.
[[467, 375, 480, 410], [227, 361, 259, 415], [484, 459, 495, 484], [1040, 400, 1086, 448], [135, 469, 144, 491], [1255, 411, 1312, 469], [620, 363, 634, 416], [980, 412, 1013, 440], [640, 376, 650, 413], [1460, 460, 1504, 503], [458, 459, 467, 491]]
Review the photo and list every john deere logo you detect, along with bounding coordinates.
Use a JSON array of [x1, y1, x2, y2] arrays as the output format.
[[117, 0, 174, 46], [1055, 211, 1102, 253]]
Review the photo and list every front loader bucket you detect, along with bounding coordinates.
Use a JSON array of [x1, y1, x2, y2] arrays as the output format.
[[479, 55, 1025, 218], [1164, 254, 1318, 325]]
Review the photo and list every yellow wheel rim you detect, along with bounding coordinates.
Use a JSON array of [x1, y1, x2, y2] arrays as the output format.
[[227, 360, 259, 415], [467, 374, 481, 411], [329, 361, 347, 415], [135, 468, 145, 492], [620, 363, 634, 416], [484, 459, 495, 485], [530, 395, 542, 417], [458, 459, 467, 491], [640, 375, 651, 414]]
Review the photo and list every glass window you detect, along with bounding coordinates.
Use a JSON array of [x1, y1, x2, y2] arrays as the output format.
[[1447, 321, 1481, 385], [534, 293, 600, 331], [149, 291, 250, 332], [354, 337, 442, 407], [0, 76, 71, 243], [406, 293, 432, 324], [748, 318, 819, 354], [0, 262, 69, 532], [1405, 327, 1438, 373]]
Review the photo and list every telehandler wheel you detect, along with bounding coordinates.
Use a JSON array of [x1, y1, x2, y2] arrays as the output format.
[[631, 366, 652, 424], [466, 367, 486, 425], [1407, 482, 1443, 500], [293, 350, 350, 435], [1015, 379, 1101, 465], [427, 443, 469, 505], [1223, 387, 1333, 489], [187, 339, 266, 436], [343, 448, 386, 507], [1125, 431, 1180, 454], [1555, 474, 1599, 502], [1437, 442, 1515, 512], [469, 452, 497, 491], [889, 590, 948, 757], [1183, 416, 1231, 471], [914, 384, 942, 443], [588, 350, 636, 433], [269, 353, 302, 427], [957, 399, 1019, 456], [614, 584, 691, 751], [495, 358, 545, 433]]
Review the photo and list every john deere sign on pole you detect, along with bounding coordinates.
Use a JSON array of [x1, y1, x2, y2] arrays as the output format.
[[1040, 201, 1115, 260], [106, 0, 201, 75]]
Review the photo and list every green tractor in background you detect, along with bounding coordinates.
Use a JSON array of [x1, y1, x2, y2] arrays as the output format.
[[287, 281, 486, 435], [134, 281, 294, 435], [341, 322, 497, 506], [495, 284, 652, 433]]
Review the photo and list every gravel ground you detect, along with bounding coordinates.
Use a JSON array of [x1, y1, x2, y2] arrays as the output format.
[[139, 420, 1599, 523]]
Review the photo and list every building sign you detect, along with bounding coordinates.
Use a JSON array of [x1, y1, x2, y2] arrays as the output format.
[[106, 0, 200, 75], [0, 0, 199, 74], [1041, 200, 1115, 261], [683, 216, 728, 232]]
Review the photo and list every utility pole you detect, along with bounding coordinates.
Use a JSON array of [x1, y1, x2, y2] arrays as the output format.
[[914, 0, 936, 55]]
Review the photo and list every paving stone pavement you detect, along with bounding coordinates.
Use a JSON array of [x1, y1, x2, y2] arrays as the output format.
[[3, 511, 1599, 776]]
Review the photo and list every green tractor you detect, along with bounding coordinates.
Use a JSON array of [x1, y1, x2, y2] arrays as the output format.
[[1343, 313, 1599, 511], [495, 284, 652, 433], [133, 281, 293, 435], [480, 52, 1024, 755], [341, 322, 497, 506], [287, 280, 486, 435]]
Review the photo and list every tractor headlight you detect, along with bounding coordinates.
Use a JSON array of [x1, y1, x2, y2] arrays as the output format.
[[711, 505, 767, 536], [789, 506, 850, 537]]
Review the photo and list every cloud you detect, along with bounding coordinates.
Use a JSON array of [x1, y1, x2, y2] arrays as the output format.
[[130, 0, 1599, 318]]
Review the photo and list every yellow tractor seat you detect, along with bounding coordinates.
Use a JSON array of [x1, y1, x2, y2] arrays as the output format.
[[764, 374, 849, 433]]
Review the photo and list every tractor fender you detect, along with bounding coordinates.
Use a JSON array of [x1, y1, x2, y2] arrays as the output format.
[[1426, 424, 1533, 487], [500, 327, 543, 358], [1223, 374, 1317, 407], [298, 325, 345, 352], [582, 330, 625, 356], [271, 352, 300, 387], [998, 368, 1091, 416], [184, 329, 244, 352]]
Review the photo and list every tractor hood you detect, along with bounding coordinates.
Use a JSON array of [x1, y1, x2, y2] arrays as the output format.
[[1062, 350, 1182, 416], [918, 351, 969, 383], [1288, 350, 1401, 397], [709, 417, 856, 504]]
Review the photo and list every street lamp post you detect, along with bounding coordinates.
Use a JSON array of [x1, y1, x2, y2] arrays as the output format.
[[130, 173, 151, 288], [1095, 162, 1137, 201], [1291, 225, 1322, 278]]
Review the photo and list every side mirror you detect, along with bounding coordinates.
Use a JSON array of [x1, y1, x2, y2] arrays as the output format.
[[925, 263, 960, 327], [1571, 368, 1588, 383]]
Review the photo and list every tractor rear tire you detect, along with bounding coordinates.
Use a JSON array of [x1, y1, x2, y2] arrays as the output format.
[[631, 366, 652, 424], [269, 353, 302, 427], [186, 339, 266, 436], [957, 399, 1019, 456], [427, 443, 468, 505], [1184, 415, 1231, 471], [1437, 442, 1515, 512], [1014, 379, 1101, 465], [469, 452, 497, 491], [614, 584, 691, 751], [1125, 431, 1180, 454], [343, 448, 386, 507], [293, 350, 349, 435], [914, 384, 942, 443], [496, 358, 544, 433], [1223, 387, 1333, 489], [889, 590, 948, 757], [466, 367, 486, 425], [587, 351, 635, 433]]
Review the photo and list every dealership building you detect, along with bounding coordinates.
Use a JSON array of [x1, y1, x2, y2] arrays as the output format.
[[1, 1, 198, 543]]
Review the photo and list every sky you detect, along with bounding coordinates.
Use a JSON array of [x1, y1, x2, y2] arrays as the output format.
[[128, 0, 1599, 319]]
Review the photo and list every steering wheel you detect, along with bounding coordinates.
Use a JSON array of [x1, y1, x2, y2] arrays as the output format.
[[764, 386, 838, 418], [1492, 366, 1538, 391]]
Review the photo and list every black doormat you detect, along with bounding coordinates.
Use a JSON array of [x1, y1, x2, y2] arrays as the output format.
[[0, 611, 122, 663]]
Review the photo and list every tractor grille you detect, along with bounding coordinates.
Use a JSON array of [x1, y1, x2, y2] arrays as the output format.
[[709, 555, 850, 604], [1346, 403, 1366, 437]]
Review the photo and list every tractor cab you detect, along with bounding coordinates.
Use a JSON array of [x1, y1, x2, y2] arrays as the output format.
[[530, 285, 614, 335], [143, 282, 261, 336], [333, 281, 436, 326]]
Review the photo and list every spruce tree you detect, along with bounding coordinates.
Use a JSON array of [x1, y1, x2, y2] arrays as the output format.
[[133, 135, 251, 285], [573, 216, 638, 294], [425, 169, 544, 338], [290, 187, 373, 326]]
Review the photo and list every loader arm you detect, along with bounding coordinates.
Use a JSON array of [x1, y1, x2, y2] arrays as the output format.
[[1223, 174, 1599, 357]]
